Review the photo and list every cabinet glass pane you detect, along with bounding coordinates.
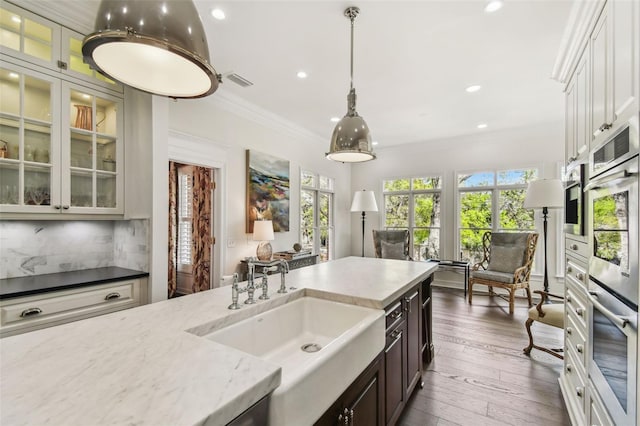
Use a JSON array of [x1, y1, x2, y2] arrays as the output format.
[[24, 164, 51, 205], [96, 96, 117, 136], [25, 123, 51, 164], [70, 131, 92, 169], [0, 118, 19, 160], [0, 163, 19, 204], [24, 75, 52, 121], [0, 7, 21, 51], [24, 38, 51, 62], [96, 136, 116, 172], [97, 173, 116, 208], [70, 169, 92, 207], [0, 67, 20, 116], [23, 18, 52, 61], [70, 89, 93, 131], [67, 36, 116, 85]]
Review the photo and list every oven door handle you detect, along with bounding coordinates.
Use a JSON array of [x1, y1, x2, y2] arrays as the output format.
[[588, 291, 630, 329], [583, 170, 637, 191]]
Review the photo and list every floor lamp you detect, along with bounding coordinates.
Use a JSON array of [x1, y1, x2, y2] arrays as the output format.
[[351, 190, 378, 257], [523, 179, 564, 297]]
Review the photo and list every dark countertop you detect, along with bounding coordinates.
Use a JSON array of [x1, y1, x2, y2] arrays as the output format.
[[0, 267, 149, 300]]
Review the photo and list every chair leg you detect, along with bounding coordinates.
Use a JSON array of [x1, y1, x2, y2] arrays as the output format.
[[468, 281, 473, 304], [508, 289, 515, 314], [525, 286, 532, 307], [523, 318, 534, 355]]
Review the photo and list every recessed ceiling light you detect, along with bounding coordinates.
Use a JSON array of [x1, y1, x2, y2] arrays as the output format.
[[211, 8, 225, 20], [477, 123, 488, 129], [330, 117, 341, 122], [465, 85, 482, 93], [484, 1, 503, 13], [297, 71, 307, 79]]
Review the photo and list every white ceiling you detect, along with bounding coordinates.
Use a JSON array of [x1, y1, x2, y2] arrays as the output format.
[[16, 0, 574, 149]]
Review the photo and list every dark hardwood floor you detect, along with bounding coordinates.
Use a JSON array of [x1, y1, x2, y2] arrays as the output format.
[[399, 287, 571, 426]]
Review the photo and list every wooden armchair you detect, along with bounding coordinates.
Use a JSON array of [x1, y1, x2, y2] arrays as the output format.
[[523, 290, 565, 359], [372, 230, 411, 260], [468, 231, 538, 314]]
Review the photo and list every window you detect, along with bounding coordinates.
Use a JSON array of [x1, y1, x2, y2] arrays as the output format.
[[383, 176, 442, 260], [178, 166, 193, 271], [457, 168, 537, 264], [301, 170, 334, 262]]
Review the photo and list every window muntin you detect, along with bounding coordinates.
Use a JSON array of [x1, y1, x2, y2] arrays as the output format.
[[383, 176, 442, 260]]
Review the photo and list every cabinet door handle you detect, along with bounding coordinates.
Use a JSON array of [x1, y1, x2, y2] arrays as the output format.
[[20, 307, 43, 317], [338, 407, 350, 425], [599, 123, 612, 132], [54, 205, 62, 210], [105, 292, 121, 300], [566, 364, 572, 373], [349, 409, 354, 425], [576, 344, 584, 353], [576, 387, 584, 398], [62, 205, 69, 210], [576, 307, 584, 317], [566, 327, 573, 335], [566, 295, 572, 303]]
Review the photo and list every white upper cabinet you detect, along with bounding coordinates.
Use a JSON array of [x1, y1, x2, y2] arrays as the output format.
[[590, 0, 639, 149]]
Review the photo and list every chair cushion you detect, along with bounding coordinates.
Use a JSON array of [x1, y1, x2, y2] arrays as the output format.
[[487, 245, 524, 273], [381, 240, 406, 260], [471, 269, 515, 284], [527, 303, 565, 328]]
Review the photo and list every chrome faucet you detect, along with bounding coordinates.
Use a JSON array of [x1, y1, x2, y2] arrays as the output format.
[[259, 265, 279, 300], [278, 260, 290, 293], [227, 273, 244, 310], [245, 259, 257, 304]]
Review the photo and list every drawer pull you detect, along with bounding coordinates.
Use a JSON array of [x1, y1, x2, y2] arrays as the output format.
[[567, 266, 573, 273], [567, 327, 573, 335], [576, 273, 584, 281], [576, 387, 584, 398], [576, 344, 584, 353], [389, 311, 402, 320], [566, 364, 572, 373], [566, 295, 572, 303], [391, 330, 403, 341], [576, 307, 584, 317], [570, 244, 579, 251], [20, 307, 43, 317], [105, 292, 121, 301], [404, 296, 411, 313]]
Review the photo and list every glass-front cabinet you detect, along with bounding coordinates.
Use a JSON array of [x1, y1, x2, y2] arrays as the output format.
[[0, 63, 123, 215]]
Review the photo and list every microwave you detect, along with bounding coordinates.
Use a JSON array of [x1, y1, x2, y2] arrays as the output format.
[[564, 163, 585, 235]]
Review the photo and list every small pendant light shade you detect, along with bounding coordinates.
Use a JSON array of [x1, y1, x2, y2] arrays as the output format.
[[326, 7, 376, 163], [82, 0, 220, 98]]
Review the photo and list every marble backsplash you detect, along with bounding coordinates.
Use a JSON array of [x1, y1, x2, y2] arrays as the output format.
[[0, 220, 149, 279]]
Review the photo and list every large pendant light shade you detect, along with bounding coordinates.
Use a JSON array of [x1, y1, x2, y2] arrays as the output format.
[[326, 7, 376, 163], [82, 0, 221, 99]]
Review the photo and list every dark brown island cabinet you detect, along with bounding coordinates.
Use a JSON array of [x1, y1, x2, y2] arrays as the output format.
[[316, 275, 433, 426]]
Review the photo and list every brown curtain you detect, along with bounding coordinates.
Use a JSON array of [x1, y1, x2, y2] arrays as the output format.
[[192, 166, 212, 292], [168, 161, 178, 298]]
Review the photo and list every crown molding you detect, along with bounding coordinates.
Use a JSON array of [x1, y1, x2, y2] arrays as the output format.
[[551, 0, 606, 85], [206, 87, 327, 146]]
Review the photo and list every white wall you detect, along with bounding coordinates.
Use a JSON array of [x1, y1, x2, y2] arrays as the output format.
[[350, 121, 566, 294], [166, 90, 352, 279]]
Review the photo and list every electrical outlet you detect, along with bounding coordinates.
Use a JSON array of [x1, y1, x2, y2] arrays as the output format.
[[227, 239, 236, 248]]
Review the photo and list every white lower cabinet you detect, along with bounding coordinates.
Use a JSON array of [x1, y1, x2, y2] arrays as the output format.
[[0, 278, 145, 338], [589, 383, 615, 426]]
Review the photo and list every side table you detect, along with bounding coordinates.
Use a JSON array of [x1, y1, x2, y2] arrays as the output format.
[[425, 259, 470, 298]]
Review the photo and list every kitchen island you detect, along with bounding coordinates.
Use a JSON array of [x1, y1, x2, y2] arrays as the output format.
[[0, 257, 436, 425]]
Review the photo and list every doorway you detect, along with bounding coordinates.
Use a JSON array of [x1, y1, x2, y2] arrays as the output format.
[[168, 161, 214, 298]]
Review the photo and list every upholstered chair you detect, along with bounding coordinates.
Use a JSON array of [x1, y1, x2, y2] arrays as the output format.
[[524, 290, 565, 359], [372, 230, 411, 260], [468, 231, 538, 314]]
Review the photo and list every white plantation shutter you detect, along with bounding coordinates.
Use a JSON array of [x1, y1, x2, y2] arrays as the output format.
[[178, 172, 193, 266]]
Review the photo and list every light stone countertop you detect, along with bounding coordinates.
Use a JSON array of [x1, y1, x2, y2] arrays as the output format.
[[0, 257, 436, 426]]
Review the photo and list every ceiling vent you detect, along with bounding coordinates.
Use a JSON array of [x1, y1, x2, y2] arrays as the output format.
[[225, 73, 253, 87]]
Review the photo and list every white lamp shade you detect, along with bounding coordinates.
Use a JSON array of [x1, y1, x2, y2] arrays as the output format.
[[351, 190, 378, 212], [523, 179, 564, 209], [252, 220, 275, 241]]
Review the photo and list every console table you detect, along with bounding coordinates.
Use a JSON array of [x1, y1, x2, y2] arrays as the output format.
[[238, 253, 318, 281], [425, 259, 470, 298]]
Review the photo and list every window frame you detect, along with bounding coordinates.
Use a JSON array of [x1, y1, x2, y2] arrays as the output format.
[[300, 170, 334, 262], [455, 166, 539, 265], [177, 166, 193, 273], [381, 175, 443, 260]]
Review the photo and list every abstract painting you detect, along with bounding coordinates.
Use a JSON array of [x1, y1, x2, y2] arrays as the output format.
[[246, 150, 290, 232]]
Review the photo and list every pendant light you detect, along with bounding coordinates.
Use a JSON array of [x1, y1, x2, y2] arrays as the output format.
[[82, 0, 221, 99], [326, 7, 376, 163]]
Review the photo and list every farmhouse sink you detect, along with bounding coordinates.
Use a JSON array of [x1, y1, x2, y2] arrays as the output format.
[[204, 296, 385, 425]]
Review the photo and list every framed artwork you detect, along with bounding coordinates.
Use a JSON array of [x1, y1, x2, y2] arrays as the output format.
[[246, 150, 290, 232]]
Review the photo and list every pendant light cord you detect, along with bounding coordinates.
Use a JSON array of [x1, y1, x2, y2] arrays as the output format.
[[350, 14, 355, 91]]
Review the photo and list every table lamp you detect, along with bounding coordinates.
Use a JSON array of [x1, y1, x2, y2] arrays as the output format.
[[523, 178, 564, 295], [253, 220, 274, 261], [351, 190, 378, 257]]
